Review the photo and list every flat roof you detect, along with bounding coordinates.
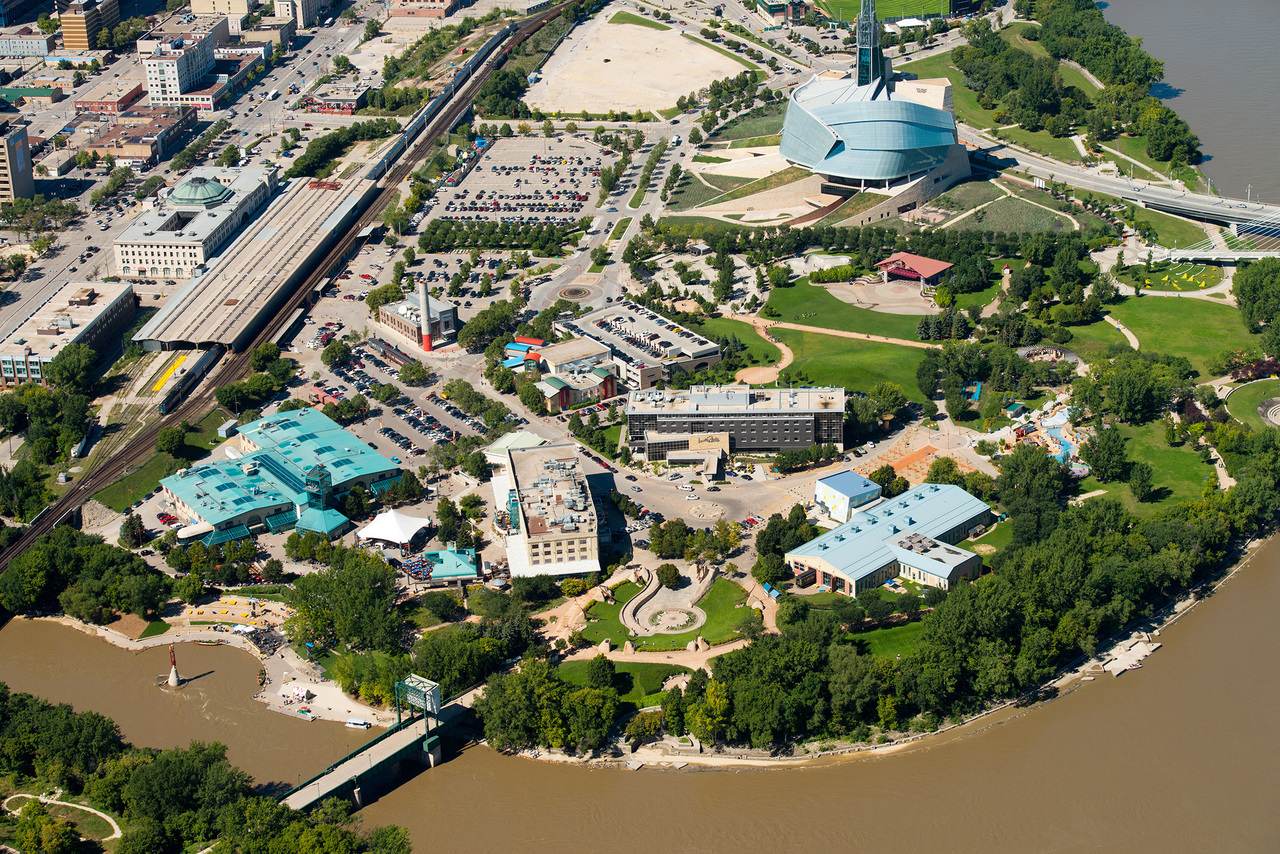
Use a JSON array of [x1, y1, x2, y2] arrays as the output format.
[[817, 469, 881, 498], [509, 442, 596, 539], [560, 300, 719, 368], [383, 292, 457, 326], [135, 165, 377, 347], [162, 408, 398, 530], [0, 281, 133, 361], [627, 384, 846, 416], [786, 483, 989, 585], [117, 166, 274, 247], [538, 336, 610, 366]]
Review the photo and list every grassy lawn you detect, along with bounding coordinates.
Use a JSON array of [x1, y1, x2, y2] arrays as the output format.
[[948, 196, 1075, 234], [608, 217, 632, 240], [1226, 380, 1280, 431], [994, 126, 1083, 164], [896, 50, 1000, 129], [772, 328, 929, 401], [765, 277, 922, 340], [1076, 419, 1215, 515], [681, 33, 761, 74], [710, 102, 786, 142], [1064, 318, 1130, 364], [727, 133, 782, 149], [602, 423, 622, 455], [1106, 297, 1255, 377], [828, 191, 885, 223], [138, 619, 171, 639], [937, 179, 1005, 212], [698, 166, 809, 206], [848, 621, 925, 658], [967, 521, 1013, 558], [94, 408, 231, 512], [1134, 208, 1208, 249], [819, 0, 947, 20], [579, 578, 754, 652], [691, 316, 782, 365], [608, 10, 669, 30], [999, 22, 1099, 96], [669, 174, 750, 211], [693, 154, 730, 164], [656, 215, 758, 237], [557, 660, 689, 708]]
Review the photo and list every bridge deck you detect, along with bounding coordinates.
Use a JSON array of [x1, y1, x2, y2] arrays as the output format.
[[282, 718, 428, 811]]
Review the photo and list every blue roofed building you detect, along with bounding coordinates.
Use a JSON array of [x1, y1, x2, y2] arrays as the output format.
[[814, 469, 882, 523], [778, 0, 970, 200], [161, 408, 401, 545], [785, 483, 991, 595]]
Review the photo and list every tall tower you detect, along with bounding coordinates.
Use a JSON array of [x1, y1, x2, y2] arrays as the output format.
[[856, 0, 885, 87], [417, 278, 434, 352], [167, 643, 180, 688]]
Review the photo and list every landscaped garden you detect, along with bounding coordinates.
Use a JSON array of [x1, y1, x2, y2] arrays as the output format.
[[1225, 379, 1280, 431], [1074, 419, 1215, 515], [578, 577, 755, 652], [1106, 297, 1257, 377]]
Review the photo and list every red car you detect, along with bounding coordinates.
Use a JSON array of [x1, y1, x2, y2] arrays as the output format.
[[360, 273, 374, 280]]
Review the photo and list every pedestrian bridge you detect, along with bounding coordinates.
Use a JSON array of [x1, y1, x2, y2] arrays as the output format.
[[281, 716, 441, 811], [281, 675, 444, 812], [1163, 249, 1280, 263]]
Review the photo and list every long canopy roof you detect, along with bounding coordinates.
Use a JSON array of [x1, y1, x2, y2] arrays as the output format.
[[357, 508, 431, 545]]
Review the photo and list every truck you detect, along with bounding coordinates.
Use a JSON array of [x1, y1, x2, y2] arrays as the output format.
[[266, 88, 280, 100]]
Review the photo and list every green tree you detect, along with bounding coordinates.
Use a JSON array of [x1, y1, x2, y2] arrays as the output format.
[[1080, 427, 1128, 482], [155, 425, 187, 457], [1128, 460, 1155, 501], [656, 563, 681, 589], [585, 654, 615, 690], [44, 342, 96, 392]]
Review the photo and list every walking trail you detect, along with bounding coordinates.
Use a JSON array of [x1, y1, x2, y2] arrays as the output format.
[[1104, 315, 1140, 349], [728, 314, 795, 383], [728, 314, 939, 351], [3, 792, 122, 841]]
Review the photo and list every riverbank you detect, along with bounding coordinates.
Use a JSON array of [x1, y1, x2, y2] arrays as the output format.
[[26, 615, 393, 728], [497, 531, 1272, 773]]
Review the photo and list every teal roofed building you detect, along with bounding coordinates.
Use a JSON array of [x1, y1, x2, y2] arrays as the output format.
[[785, 483, 991, 595], [161, 407, 401, 545]]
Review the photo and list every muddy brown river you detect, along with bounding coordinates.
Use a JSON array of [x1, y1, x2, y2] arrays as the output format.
[[3, 537, 1279, 852]]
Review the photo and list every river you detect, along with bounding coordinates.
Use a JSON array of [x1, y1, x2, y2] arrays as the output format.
[[1102, 0, 1280, 201], [4, 535, 1280, 851]]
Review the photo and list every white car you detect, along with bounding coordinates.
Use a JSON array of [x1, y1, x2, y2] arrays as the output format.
[[685, 494, 700, 501]]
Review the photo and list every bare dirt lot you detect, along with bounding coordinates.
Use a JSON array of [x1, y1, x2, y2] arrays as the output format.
[[524, 14, 745, 115]]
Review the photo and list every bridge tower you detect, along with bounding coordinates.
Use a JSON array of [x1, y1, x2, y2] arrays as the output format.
[[395, 675, 444, 767]]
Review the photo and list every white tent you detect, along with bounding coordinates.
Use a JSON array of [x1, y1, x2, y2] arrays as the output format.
[[357, 509, 432, 546]]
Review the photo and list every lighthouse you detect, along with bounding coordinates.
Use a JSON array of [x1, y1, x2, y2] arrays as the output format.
[[167, 643, 180, 687], [417, 278, 433, 352]]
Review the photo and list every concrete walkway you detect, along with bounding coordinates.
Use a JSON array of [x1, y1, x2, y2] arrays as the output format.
[[1104, 315, 1140, 349], [728, 315, 940, 351], [3, 792, 122, 842]]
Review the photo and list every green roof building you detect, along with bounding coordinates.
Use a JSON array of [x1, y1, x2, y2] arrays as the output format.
[[161, 407, 400, 545]]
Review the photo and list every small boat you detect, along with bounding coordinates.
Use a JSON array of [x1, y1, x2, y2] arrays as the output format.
[[346, 718, 372, 729]]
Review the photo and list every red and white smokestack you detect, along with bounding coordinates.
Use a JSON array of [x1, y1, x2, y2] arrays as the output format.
[[417, 277, 433, 352]]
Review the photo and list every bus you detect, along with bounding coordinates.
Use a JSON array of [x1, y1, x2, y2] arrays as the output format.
[[266, 88, 280, 100]]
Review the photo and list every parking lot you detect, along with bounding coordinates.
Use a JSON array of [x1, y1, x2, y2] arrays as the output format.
[[429, 136, 612, 225]]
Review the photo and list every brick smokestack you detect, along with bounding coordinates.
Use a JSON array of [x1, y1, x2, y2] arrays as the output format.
[[418, 277, 433, 351]]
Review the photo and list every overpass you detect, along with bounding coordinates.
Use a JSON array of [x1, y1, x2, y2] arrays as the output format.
[[958, 125, 1280, 228]]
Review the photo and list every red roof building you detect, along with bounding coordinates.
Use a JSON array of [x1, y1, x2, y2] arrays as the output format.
[[876, 252, 953, 285]]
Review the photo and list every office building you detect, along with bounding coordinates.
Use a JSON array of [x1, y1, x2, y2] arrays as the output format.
[[275, 0, 318, 28], [115, 165, 277, 279], [0, 120, 33, 200], [56, 0, 119, 52], [389, 0, 460, 18], [814, 470, 882, 523], [161, 408, 402, 545], [83, 105, 196, 166], [626, 385, 846, 459], [0, 282, 135, 386], [555, 300, 720, 390], [74, 79, 145, 113], [0, 27, 56, 56], [786, 483, 991, 595], [494, 442, 599, 577], [139, 15, 230, 107]]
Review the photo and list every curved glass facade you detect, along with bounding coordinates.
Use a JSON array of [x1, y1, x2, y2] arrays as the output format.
[[780, 77, 959, 183]]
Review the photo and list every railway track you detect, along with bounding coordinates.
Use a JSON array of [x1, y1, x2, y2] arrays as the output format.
[[0, 3, 571, 570]]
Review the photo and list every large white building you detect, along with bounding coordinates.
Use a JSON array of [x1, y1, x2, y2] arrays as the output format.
[[491, 442, 599, 577], [114, 166, 277, 280], [139, 16, 228, 106], [0, 282, 135, 386]]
